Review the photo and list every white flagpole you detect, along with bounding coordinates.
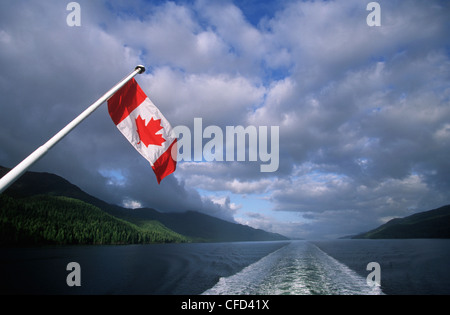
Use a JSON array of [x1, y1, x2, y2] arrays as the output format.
[[0, 65, 146, 194]]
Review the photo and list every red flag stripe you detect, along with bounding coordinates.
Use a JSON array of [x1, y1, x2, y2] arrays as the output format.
[[108, 78, 148, 125], [152, 139, 177, 184]]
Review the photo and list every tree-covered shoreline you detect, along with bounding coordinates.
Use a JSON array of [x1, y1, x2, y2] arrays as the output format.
[[0, 194, 188, 246]]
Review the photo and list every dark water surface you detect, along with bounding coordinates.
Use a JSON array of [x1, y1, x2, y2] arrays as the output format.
[[0, 241, 288, 295], [1, 239, 450, 295], [312, 239, 450, 295]]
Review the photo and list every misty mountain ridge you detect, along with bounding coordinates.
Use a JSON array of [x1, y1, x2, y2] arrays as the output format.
[[0, 166, 288, 244]]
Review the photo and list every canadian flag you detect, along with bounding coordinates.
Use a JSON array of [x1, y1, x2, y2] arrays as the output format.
[[107, 78, 177, 184]]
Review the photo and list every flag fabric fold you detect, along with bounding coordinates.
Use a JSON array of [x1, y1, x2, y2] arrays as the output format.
[[107, 78, 177, 184]]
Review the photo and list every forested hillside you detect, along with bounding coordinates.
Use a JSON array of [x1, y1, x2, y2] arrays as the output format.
[[0, 166, 288, 246], [0, 194, 188, 246], [352, 205, 450, 239]]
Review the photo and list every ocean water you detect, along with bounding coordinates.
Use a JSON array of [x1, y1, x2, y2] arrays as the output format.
[[312, 239, 450, 295], [0, 241, 287, 295], [1, 239, 449, 295]]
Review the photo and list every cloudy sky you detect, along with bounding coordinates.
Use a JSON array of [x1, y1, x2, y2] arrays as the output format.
[[1, 0, 449, 239]]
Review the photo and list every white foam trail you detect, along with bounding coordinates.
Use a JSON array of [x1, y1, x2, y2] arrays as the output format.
[[202, 241, 383, 295]]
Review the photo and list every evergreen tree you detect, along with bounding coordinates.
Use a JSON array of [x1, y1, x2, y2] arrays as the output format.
[[0, 194, 188, 246]]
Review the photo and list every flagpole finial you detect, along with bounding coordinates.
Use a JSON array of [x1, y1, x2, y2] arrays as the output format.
[[135, 65, 146, 74]]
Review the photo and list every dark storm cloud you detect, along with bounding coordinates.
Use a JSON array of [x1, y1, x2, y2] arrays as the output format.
[[1, 0, 449, 239], [0, 0, 235, 220]]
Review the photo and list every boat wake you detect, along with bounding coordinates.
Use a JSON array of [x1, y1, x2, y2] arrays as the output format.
[[202, 241, 383, 295]]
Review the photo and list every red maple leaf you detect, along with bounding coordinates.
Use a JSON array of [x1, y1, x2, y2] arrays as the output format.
[[135, 115, 166, 147]]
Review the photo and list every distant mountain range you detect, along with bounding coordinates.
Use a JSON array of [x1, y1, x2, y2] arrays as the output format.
[[0, 166, 287, 246], [351, 205, 450, 239]]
